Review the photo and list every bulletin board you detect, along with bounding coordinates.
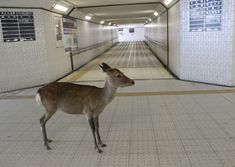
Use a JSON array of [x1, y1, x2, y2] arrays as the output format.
[[189, 0, 222, 32], [62, 16, 78, 52], [0, 11, 36, 42]]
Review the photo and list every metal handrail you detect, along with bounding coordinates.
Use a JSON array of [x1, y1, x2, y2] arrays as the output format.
[[69, 38, 118, 71], [70, 38, 118, 56], [145, 36, 167, 49]]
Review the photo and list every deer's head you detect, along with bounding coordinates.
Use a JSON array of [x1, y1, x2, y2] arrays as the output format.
[[99, 63, 135, 88]]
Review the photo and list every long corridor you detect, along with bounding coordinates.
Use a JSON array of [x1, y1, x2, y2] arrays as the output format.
[[61, 42, 173, 82], [0, 42, 235, 167]]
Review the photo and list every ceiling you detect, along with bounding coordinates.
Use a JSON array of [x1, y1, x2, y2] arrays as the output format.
[[67, 0, 163, 7], [0, 0, 177, 25], [62, 0, 169, 25]]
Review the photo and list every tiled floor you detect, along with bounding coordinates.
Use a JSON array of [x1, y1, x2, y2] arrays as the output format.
[[0, 42, 235, 167]]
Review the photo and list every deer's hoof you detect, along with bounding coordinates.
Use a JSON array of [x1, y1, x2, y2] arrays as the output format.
[[44, 143, 51, 150], [97, 149, 103, 153], [100, 143, 107, 147], [46, 146, 51, 150], [47, 139, 53, 143]]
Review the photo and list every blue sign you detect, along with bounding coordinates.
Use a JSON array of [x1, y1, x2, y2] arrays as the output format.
[[189, 0, 222, 32]]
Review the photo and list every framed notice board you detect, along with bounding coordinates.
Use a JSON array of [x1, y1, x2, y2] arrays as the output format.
[[0, 11, 36, 42], [189, 0, 222, 32]]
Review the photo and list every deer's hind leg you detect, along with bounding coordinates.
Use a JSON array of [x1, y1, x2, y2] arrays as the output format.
[[40, 111, 55, 150]]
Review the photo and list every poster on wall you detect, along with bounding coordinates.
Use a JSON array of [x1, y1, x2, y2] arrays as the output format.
[[129, 28, 135, 33], [189, 0, 222, 32], [0, 11, 36, 42], [54, 15, 63, 47], [62, 16, 78, 52]]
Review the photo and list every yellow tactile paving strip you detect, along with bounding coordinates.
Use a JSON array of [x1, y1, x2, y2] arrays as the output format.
[[1, 89, 235, 100]]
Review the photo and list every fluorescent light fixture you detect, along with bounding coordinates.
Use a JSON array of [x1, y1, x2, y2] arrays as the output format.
[[85, 16, 91, 20], [164, 0, 173, 5], [100, 20, 104, 24], [108, 22, 112, 25], [148, 18, 152, 21], [53, 4, 68, 12], [154, 12, 158, 16]]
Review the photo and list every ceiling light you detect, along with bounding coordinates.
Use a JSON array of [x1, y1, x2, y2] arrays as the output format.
[[100, 20, 104, 24], [53, 4, 68, 12], [164, 0, 173, 5], [85, 16, 91, 20], [154, 12, 158, 16], [108, 22, 112, 26], [148, 18, 152, 22]]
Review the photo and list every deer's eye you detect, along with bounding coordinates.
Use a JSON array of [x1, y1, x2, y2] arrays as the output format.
[[117, 74, 122, 78]]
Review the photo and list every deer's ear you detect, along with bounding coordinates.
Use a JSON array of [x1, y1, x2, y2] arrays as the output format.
[[99, 63, 111, 72]]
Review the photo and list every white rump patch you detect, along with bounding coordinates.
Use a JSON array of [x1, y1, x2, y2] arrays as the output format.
[[35, 93, 42, 106]]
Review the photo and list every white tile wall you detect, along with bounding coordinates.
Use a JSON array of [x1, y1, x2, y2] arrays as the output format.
[[232, 0, 235, 85], [0, 8, 118, 92], [180, 0, 234, 86], [73, 20, 118, 69], [146, 0, 235, 86], [42, 12, 71, 82], [0, 0, 54, 9], [0, 9, 49, 92], [118, 24, 145, 42]]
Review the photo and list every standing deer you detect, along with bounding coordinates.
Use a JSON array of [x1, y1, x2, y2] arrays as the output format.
[[36, 63, 134, 153]]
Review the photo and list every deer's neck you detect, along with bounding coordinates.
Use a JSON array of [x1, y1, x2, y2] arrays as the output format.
[[102, 78, 117, 104]]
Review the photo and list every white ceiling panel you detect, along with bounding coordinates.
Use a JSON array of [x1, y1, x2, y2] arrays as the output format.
[[66, 0, 162, 7]]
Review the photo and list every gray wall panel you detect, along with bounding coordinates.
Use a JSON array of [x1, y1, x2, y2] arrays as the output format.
[[145, 12, 167, 65], [168, 2, 181, 77]]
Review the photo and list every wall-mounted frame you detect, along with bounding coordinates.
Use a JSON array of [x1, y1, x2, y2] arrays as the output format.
[[0, 11, 36, 42], [189, 0, 222, 32], [62, 16, 78, 52], [53, 15, 63, 47]]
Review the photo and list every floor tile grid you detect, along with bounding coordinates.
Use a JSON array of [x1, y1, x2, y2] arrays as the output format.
[[104, 42, 162, 69], [177, 95, 229, 167], [161, 95, 194, 167], [105, 43, 130, 68], [139, 42, 161, 68], [97, 97, 132, 167], [192, 95, 234, 139]]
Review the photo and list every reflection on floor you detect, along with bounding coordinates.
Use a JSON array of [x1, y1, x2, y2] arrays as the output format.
[[0, 42, 235, 167]]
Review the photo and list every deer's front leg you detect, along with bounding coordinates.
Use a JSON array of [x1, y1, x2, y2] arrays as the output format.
[[88, 117, 103, 153], [94, 116, 107, 147]]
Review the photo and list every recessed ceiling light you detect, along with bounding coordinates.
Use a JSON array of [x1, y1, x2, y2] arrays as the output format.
[[148, 18, 152, 22], [108, 22, 112, 25], [85, 16, 91, 20], [164, 0, 173, 5], [53, 4, 68, 12], [154, 12, 158, 16], [100, 20, 104, 24]]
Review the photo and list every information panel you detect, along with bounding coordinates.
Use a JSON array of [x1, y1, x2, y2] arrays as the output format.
[[189, 0, 222, 32], [62, 16, 78, 52], [0, 11, 36, 42]]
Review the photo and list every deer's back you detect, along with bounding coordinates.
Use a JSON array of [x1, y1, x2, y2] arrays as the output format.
[[37, 82, 104, 115]]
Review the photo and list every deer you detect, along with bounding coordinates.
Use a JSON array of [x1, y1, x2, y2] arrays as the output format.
[[36, 63, 135, 153]]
